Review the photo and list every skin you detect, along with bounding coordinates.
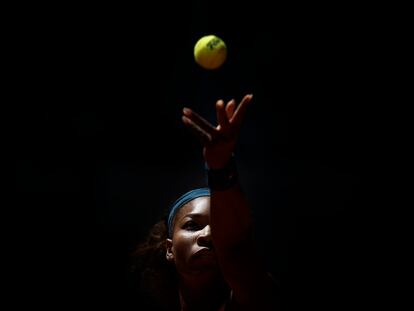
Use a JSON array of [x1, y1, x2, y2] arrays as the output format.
[[166, 197, 229, 311], [182, 94, 252, 170], [166, 94, 277, 310], [166, 197, 217, 276]]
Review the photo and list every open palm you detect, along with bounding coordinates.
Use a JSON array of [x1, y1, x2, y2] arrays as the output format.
[[182, 94, 253, 169]]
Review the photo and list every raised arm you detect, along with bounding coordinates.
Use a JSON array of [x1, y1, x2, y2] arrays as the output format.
[[182, 94, 277, 309]]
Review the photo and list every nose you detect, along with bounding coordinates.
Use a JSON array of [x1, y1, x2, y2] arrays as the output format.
[[197, 225, 212, 248]]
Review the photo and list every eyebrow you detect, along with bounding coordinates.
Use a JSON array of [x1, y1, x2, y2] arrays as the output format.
[[183, 213, 205, 219]]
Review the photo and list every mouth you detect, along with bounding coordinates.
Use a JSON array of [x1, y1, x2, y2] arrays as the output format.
[[193, 248, 215, 259]]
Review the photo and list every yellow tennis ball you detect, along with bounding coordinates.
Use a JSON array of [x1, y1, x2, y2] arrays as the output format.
[[194, 35, 227, 70]]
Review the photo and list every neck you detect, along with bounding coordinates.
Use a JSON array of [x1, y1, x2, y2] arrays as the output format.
[[178, 273, 229, 311]]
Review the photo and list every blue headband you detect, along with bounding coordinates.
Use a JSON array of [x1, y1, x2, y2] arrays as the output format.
[[167, 188, 210, 238]]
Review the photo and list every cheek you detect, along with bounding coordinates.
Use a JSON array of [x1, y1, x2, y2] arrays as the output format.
[[173, 232, 197, 260]]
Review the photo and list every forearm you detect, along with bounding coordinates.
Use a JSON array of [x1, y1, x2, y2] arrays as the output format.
[[210, 184, 254, 251], [211, 184, 275, 308]]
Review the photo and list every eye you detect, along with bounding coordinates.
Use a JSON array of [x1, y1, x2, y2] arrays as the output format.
[[183, 221, 200, 231]]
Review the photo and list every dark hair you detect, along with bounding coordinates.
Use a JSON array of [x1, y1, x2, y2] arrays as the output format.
[[131, 216, 180, 310]]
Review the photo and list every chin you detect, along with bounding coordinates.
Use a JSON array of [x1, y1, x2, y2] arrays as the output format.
[[190, 261, 220, 274]]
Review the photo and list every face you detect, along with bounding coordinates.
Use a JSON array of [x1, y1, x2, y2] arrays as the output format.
[[166, 196, 219, 277]]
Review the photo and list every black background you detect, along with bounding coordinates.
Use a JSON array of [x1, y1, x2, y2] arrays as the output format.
[[10, 1, 374, 309]]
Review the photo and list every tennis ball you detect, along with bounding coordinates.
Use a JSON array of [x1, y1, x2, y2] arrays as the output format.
[[194, 35, 227, 70]]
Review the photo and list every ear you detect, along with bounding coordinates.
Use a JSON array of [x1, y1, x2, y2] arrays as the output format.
[[165, 238, 174, 262]]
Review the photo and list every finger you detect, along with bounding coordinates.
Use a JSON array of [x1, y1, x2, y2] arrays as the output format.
[[225, 99, 236, 119], [182, 115, 212, 145], [183, 107, 217, 136], [216, 99, 230, 131], [230, 94, 253, 130]]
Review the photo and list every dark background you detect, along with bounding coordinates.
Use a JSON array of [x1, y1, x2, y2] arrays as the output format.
[[10, 1, 372, 309]]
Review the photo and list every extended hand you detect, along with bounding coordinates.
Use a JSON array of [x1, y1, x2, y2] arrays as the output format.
[[182, 94, 253, 169]]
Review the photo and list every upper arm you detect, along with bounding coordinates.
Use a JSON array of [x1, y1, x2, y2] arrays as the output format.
[[217, 241, 279, 310], [209, 186, 279, 309]]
